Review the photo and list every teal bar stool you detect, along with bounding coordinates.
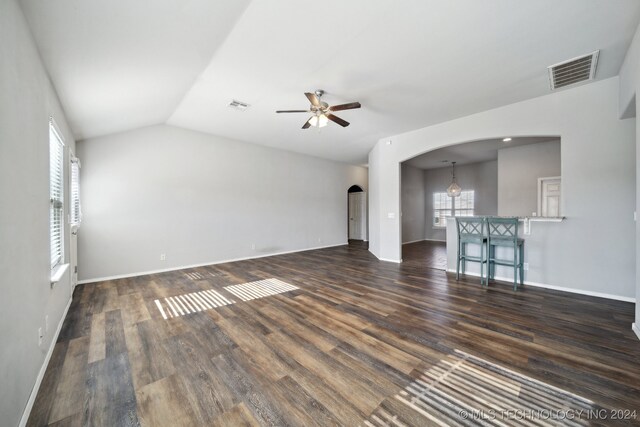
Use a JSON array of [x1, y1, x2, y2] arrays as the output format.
[[456, 217, 488, 285], [486, 217, 524, 291]]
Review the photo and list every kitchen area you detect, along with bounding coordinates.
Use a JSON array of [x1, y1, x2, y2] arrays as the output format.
[[401, 136, 564, 288]]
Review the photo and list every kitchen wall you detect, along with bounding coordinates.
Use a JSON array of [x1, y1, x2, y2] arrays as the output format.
[[498, 140, 561, 217], [0, 0, 77, 425], [77, 124, 368, 282], [424, 160, 498, 241]]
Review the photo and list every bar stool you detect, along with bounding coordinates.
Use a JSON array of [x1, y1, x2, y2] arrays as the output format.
[[456, 217, 488, 285], [486, 217, 524, 291]]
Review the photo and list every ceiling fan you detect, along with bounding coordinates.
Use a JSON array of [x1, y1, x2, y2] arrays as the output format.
[[276, 90, 361, 129]]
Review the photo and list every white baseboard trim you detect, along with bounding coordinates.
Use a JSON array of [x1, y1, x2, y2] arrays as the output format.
[[379, 258, 402, 263], [402, 239, 446, 245], [633, 323, 640, 341], [78, 242, 347, 285], [445, 269, 636, 303], [19, 297, 72, 427], [402, 239, 425, 245]]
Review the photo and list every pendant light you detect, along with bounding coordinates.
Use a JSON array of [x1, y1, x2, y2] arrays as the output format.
[[447, 161, 462, 197]]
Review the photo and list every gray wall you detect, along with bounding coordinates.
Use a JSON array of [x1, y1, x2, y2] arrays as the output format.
[[401, 164, 425, 243], [498, 140, 561, 217], [621, 20, 640, 334], [0, 1, 77, 425], [77, 124, 368, 281], [424, 161, 498, 241], [368, 77, 636, 300]]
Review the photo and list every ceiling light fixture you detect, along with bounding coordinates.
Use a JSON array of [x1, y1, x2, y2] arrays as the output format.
[[308, 113, 328, 128], [503, 137, 512, 142], [447, 162, 462, 198]]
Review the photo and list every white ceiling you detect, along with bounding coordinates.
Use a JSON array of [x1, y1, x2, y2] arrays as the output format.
[[405, 137, 559, 170], [20, 0, 640, 164]]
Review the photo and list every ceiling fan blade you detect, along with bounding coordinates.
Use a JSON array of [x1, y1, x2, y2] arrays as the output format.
[[302, 118, 312, 129], [276, 110, 309, 113], [327, 113, 350, 127], [305, 92, 321, 107], [329, 102, 361, 112]]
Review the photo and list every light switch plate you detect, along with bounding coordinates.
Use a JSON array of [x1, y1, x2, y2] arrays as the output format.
[[387, 212, 395, 219]]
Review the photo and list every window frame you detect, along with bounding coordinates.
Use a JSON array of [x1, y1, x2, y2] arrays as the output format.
[[69, 155, 82, 230], [432, 190, 475, 228], [49, 118, 65, 270]]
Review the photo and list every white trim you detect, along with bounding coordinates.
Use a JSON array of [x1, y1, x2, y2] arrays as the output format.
[[78, 243, 347, 284], [446, 269, 636, 303], [633, 323, 640, 341], [402, 238, 446, 245], [402, 239, 426, 244], [379, 258, 402, 263], [19, 297, 72, 427], [50, 263, 69, 285]]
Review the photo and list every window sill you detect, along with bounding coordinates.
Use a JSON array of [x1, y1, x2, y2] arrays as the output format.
[[50, 263, 69, 286]]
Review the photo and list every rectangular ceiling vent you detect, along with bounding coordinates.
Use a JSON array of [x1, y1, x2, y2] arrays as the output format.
[[228, 100, 250, 111], [547, 50, 599, 90]]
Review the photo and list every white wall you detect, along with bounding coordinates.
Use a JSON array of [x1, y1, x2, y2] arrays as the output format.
[[0, 1, 77, 425], [77, 125, 368, 281], [619, 22, 640, 330], [620, 21, 640, 118], [401, 164, 425, 243], [423, 161, 498, 241], [497, 140, 561, 217], [368, 77, 636, 299]]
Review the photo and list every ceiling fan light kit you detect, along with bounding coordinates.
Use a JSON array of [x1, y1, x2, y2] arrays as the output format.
[[276, 89, 361, 129]]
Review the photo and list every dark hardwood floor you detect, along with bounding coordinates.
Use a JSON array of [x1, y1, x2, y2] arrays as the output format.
[[27, 242, 640, 426], [402, 240, 447, 270]]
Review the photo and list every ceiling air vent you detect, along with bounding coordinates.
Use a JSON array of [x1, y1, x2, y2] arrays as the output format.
[[547, 50, 599, 90], [228, 100, 250, 111]]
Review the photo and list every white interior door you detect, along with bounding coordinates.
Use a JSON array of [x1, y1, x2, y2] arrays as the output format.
[[349, 192, 367, 240], [539, 177, 561, 217]]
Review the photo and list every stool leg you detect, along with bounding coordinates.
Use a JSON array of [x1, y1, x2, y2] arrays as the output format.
[[513, 245, 517, 291], [461, 244, 466, 274], [489, 244, 494, 282], [480, 242, 485, 286], [456, 240, 461, 280], [519, 244, 524, 288]]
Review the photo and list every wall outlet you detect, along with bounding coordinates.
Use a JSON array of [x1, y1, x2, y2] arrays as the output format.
[[318, 237, 322, 243], [45, 315, 49, 332], [160, 253, 166, 261], [251, 243, 255, 250], [38, 328, 43, 347], [523, 263, 529, 271]]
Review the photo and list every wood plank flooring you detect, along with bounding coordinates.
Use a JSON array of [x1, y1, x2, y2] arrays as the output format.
[[27, 242, 640, 426]]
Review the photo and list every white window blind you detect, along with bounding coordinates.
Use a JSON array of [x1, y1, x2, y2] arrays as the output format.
[[433, 190, 475, 227], [70, 157, 82, 227], [50, 120, 64, 269], [455, 190, 475, 217], [433, 192, 453, 227]]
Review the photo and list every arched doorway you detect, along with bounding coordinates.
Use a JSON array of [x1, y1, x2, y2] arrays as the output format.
[[348, 185, 367, 241]]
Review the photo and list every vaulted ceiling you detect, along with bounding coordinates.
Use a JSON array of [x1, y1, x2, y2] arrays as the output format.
[[20, 0, 640, 164]]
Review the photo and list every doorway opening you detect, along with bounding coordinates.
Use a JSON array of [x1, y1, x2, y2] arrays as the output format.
[[348, 185, 367, 244]]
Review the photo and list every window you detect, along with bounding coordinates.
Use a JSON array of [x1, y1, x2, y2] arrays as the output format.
[[49, 120, 64, 269], [70, 157, 82, 228], [433, 192, 453, 227], [433, 190, 475, 227]]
